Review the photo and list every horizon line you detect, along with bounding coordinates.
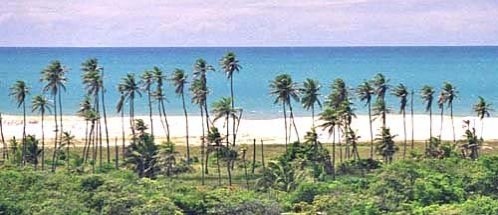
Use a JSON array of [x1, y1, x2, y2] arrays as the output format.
[[1, 45, 498, 48]]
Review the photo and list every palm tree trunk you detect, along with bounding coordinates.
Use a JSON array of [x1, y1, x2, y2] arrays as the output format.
[[83, 121, 89, 163], [58, 89, 63, 155], [121, 110, 125, 159], [0, 113, 7, 161], [114, 137, 119, 169], [283, 102, 288, 151], [429, 107, 433, 139], [403, 109, 407, 159], [368, 102, 374, 159], [160, 101, 171, 142], [91, 120, 97, 173], [22, 101, 26, 166], [130, 98, 136, 138], [338, 126, 342, 164], [181, 93, 190, 163], [288, 102, 300, 143], [231, 77, 236, 146], [95, 96, 102, 168], [200, 106, 205, 186], [451, 104, 455, 143], [332, 127, 336, 180], [41, 113, 45, 170], [251, 139, 256, 174], [411, 90, 415, 150], [226, 114, 230, 147], [101, 85, 111, 164], [216, 147, 221, 186], [311, 105, 315, 128], [147, 90, 154, 137], [51, 94, 59, 172], [440, 106, 444, 139]]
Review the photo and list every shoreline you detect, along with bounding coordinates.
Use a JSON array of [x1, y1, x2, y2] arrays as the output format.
[[0, 113, 494, 146]]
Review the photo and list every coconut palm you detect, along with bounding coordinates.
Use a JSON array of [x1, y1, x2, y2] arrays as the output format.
[[410, 90, 415, 150], [269, 74, 300, 149], [392, 83, 409, 159], [437, 90, 447, 138], [211, 97, 239, 147], [41, 60, 68, 172], [442, 82, 458, 142], [78, 96, 92, 163], [118, 73, 142, 139], [318, 108, 339, 179], [356, 80, 375, 158], [190, 78, 208, 181], [300, 78, 322, 127], [193, 58, 215, 133], [140, 70, 155, 137], [152, 67, 170, 141], [60, 131, 75, 170], [32, 95, 53, 170], [10, 80, 30, 166], [220, 52, 241, 146], [473, 96, 493, 138], [420, 85, 435, 139], [171, 69, 190, 162], [372, 73, 389, 127], [116, 93, 126, 160]]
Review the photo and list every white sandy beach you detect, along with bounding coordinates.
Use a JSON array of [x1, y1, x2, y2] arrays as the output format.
[[0, 113, 494, 146]]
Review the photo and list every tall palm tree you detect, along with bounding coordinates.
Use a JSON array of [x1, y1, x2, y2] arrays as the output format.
[[193, 59, 215, 134], [437, 90, 447, 138], [212, 97, 239, 147], [356, 80, 375, 158], [10, 80, 30, 166], [116, 93, 126, 159], [473, 96, 493, 139], [32, 95, 52, 170], [442, 82, 458, 142], [171, 69, 190, 162], [220, 52, 241, 146], [152, 67, 170, 141], [300, 79, 322, 127], [392, 83, 409, 159], [372, 73, 389, 127], [41, 60, 68, 172], [326, 78, 349, 161], [269, 74, 300, 149], [118, 73, 142, 139], [78, 96, 92, 163], [319, 108, 338, 179], [140, 70, 155, 137], [420, 85, 435, 139], [190, 78, 207, 183], [411, 90, 415, 150]]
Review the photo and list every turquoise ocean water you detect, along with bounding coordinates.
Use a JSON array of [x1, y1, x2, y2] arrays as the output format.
[[0, 47, 497, 118]]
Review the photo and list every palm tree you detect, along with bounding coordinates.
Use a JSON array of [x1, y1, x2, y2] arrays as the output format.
[[376, 127, 398, 164], [171, 69, 190, 162], [116, 93, 126, 159], [437, 90, 447, 139], [0, 113, 7, 161], [326, 78, 349, 162], [420, 85, 435, 139], [319, 108, 338, 179], [10, 80, 30, 166], [392, 83, 409, 159], [140, 70, 155, 137], [78, 96, 92, 163], [411, 90, 415, 150], [190, 78, 208, 181], [32, 95, 52, 170], [300, 79, 322, 127], [442, 82, 458, 142], [118, 73, 142, 139], [372, 73, 389, 127], [152, 67, 170, 141], [269, 74, 300, 149], [41, 60, 68, 172], [356, 80, 375, 158], [61, 131, 75, 170], [220, 52, 241, 146], [473, 96, 493, 139], [212, 97, 239, 147], [193, 58, 215, 134]]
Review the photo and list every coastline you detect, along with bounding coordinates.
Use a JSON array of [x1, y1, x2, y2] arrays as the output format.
[[0, 113, 493, 146]]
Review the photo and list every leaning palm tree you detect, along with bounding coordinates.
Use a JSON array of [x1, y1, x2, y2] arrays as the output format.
[[356, 80, 375, 158], [442, 82, 458, 142], [118, 73, 142, 139], [420, 85, 435, 139], [392, 83, 409, 159], [269, 74, 300, 149], [152, 67, 170, 141], [10, 80, 30, 166], [116, 93, 126, 159], [140, 70, 155, 137], [473, 96, 493, 139], [193, 58, 215, 133], [211, 97, 239, 147], [32, 95, 52, 170], [372, 73, 389, 127], [41, 60, 68, 172], [220, 52, 241, 146], [300, 79, 322, 127], [170, 69, 190, 162], [190, 78, 207, 183], [78, 96, 92, 163]]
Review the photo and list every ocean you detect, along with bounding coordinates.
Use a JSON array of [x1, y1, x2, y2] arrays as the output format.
[[0, 47, 497, 119]]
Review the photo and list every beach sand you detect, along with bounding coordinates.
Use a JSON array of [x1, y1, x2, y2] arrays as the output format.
[[0, 113, 494, 146]]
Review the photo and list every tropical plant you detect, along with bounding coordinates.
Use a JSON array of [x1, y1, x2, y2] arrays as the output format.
[[220, 52, 241, 146], [118, 73, 142, 139], [442, 82, 458, 142], [473, 96, 493, 138], [152, 67, 170, 141], [212, 97, 239, 147], [437, 90, 447, 138], [156, 141, 181, 176], [372, 73, 389, 127], [375, 127, 398, 164], [140, 70, 155, 137], [125, 119, 158, 178], [31, 95, 52, 170], [300, 79, 322, 127], [190, 77, 208, 180], [319, 108, 338, 178], [392, 83, 409, 159], [420, 85, 435, 139], [193, 58, 215, 134], [356, 80, 375, 158], [170, 68, 190, 162], [41, 60, 68, 172], [24, 135, 41, 169], [9, 80, 30, 166], [269, 74, 300, 148]]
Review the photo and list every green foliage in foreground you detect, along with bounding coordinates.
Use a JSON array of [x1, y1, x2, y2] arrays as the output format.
[[3, 155, 498, 214]]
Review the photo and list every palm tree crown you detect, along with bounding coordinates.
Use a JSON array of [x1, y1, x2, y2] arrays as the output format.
[[442, 82, 458, 107], [171, 69, 188, 95], [32, 95, 52, 115], [269, 74, 299, 105], [40, 60, 68, 95], [356, 80, 374, 106], [300, 79, 322, 111], [392, 83, 409, 113], [211, 97, 239, 123], [473, 96, 493, 120], [220, 52, 241, 79], [10, 81, 30, 108], [118, 73, 141, 102], [420, 85, 435, 112]]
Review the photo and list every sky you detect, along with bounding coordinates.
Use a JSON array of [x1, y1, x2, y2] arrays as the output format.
[[1, 0, 497, 47]]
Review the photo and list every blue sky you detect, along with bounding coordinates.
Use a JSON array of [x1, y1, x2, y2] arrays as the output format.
[[1, 0, 497, 47]]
